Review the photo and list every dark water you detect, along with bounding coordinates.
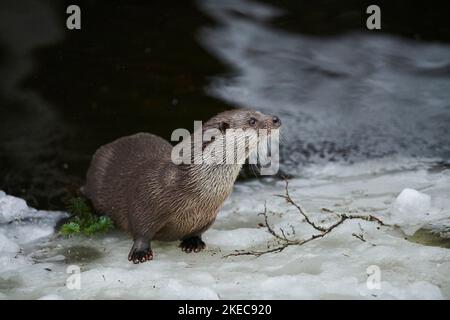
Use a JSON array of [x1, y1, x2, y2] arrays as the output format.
[[0, 0, 230, 208], [1, 0, 450, 209], [198, 0, 450, 170]]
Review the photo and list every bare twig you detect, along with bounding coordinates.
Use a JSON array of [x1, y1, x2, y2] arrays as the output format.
[[258, 202, 288, 242], [225, 178, 387, 258], [352, 233, 366, 242], [275, 178, 327, 232]]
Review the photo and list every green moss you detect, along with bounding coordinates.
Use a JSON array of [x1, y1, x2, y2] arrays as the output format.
[[60, 197, 114, 236], [83, 216, 114, 236], [60, 222, 81, 235]]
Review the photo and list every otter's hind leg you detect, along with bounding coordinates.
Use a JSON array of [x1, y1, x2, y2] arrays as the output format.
[[179, 236, 206, 253], [128, 238, 153, 264]]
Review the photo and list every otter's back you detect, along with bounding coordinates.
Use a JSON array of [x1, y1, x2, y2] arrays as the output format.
[[85, 133, 172, 230]]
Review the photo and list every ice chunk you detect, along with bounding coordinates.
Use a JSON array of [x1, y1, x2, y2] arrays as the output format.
[[390, 188, 432, 235], [0, 192, 30, 223], [0, 191, 67, 247]]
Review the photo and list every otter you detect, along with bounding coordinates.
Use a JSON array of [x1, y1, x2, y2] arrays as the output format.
[[84, 109, 281, 263]]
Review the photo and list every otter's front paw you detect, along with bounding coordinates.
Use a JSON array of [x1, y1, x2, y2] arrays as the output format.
[[179, 237, 206, 253]]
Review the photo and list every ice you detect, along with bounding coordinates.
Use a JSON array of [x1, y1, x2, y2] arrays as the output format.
[[390, 188, 432, 235], [38, 294, 64, 300], [0, 233, 20, 254], [0, 157, 449, 299], [0, 192, 29, 223], [204, 228, 272, 250], [0, 192, 67, 277]]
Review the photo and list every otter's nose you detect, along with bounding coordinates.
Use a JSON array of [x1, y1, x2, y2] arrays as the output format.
[[271, 116, 281, 128]]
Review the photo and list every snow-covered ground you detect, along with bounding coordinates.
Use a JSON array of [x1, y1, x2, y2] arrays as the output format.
[[1, 157, 449, 299], [1, 0, 449, 300]]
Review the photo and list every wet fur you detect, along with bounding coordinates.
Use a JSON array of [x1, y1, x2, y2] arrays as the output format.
[[84, 109, 280, 262]]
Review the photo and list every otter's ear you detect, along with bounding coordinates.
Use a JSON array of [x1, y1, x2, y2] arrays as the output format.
[[218, 121, 230, 133]]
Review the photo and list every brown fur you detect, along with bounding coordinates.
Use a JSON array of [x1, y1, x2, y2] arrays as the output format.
[[84, 109, 280, 263]]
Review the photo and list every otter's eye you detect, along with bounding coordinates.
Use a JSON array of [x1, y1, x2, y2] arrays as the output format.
[[248, 117, 257, 126], [272, 116, 280, 124]]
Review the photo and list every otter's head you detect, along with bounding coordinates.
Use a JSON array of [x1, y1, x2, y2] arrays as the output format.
[[203, 109, 281, 134], [202, 109, 281, 165]]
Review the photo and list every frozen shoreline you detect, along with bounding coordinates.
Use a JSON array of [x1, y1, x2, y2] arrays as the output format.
[[1, 158, 449, 299]]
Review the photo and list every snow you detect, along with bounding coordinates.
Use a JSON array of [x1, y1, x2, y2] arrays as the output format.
[[38, 294, 64, 300], [0, 158, 449, 299], [0, 192, 67, 276], [0, 191, 29, 223], [204, 228, 272, 250], [0, 192, 66, 249], [0, 233, 20, 254]]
